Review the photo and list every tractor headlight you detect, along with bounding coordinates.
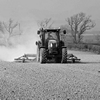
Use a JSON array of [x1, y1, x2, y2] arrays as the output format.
[[50, 43, 53, 47]]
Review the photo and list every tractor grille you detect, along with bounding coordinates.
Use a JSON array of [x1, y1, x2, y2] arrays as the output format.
[[48, 40, 57, 48], [48, 40, 58, 54]]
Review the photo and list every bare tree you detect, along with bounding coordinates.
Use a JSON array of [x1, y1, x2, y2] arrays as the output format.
[[0, 22, 4, 33], [66, 12, 95, 43], [3, 18, 18, 37], [18, 23, 23, 35], [3, 18, 22, 46], [38, 18, 54, 28]]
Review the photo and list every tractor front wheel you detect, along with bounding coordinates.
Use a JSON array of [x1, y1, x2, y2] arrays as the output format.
[[40, 48, 47, 63], [61, 48, 67, 63]]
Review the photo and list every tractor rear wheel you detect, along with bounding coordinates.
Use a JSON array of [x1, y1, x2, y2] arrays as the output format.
[[40, 48, 47, 63], [36, 46, 40, 62], [61, 48, 67, 63]]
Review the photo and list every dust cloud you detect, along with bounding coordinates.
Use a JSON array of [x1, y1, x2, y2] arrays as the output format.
[[0, 23, 40, 62]]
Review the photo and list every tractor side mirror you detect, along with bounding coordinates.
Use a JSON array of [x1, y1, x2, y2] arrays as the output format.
[[37, 31, 40, 35], [63, 30, 66, 34], [35, 41, 38, 45], [36, 41, 41, 45]]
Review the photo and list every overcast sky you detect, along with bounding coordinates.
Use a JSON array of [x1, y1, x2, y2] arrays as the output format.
[[0, 0, 100, 30]]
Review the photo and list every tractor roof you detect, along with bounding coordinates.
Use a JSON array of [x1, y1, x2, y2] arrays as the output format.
[[40, 28, 61, 32]]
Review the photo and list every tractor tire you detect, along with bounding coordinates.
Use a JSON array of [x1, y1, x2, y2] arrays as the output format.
[[22, 58, 25, 63], [36, 46, 40, 62], [40, 48, 47, 63], [61, 48, 67, 63], [55, 57, 61, 63], [72, 59, 75, 63]]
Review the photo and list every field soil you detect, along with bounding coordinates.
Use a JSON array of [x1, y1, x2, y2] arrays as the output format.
[[0, 50, 100, 100]]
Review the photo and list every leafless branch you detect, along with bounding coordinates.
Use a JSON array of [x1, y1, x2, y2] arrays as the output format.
[[38, 18, 54, 28], [66, 12, 96, 43]]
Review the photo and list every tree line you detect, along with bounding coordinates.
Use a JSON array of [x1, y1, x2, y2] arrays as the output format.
[[38, 12, 96, 44], [0, 12, 96, 47]]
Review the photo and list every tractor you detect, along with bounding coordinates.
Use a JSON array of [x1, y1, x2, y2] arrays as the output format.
[[35, 28, 67, 63]]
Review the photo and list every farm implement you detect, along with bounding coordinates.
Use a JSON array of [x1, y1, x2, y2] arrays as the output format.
[[14, 54, 36, 63]]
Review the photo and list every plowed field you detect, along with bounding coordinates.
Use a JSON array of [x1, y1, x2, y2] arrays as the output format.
[[0, 50, 100, 100]]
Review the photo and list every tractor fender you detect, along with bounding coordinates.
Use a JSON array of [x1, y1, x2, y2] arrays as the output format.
[[39, 46, 46, 48], [62, 46, 67, 48]]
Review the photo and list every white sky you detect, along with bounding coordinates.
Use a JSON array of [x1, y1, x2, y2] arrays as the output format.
[[0, 0, 100, 30], [0, 0, 99, 60]]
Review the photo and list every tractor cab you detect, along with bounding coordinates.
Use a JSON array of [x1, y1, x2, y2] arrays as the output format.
[[44, 29, 60, 49], [37, 28, 61, 46]]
